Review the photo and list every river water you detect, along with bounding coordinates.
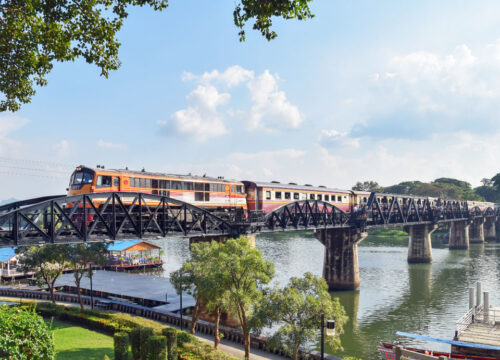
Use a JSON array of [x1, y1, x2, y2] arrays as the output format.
[[153, 232, 500, 360]]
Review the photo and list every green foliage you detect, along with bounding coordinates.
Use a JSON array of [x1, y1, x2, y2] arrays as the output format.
[[103, 356, 111, 360], [161, 328, 177, 360], [181, 342, 237, 360], [146, 335, 167, 360], [114, 332, 130, 360], [368, 229, 408, 237], [130, 327, 142, 360], [255, 272, 347, 360], [0, 305, 55, 360], [1, 0, 314, 111], [382, 178, 484, 200], [351, 181, 383, 192], [16, 245, 72, 303], [140, 327, 154, 360]]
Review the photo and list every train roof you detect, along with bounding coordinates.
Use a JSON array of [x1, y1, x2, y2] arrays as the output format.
[[243, 181, 352, 193], [76, 166, 242, 184]]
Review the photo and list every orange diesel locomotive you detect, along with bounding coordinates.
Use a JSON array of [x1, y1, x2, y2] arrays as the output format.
[[67, 166, 247, 212]]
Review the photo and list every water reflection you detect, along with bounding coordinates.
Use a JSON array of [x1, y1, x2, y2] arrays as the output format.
[[148, 233, 500, 360]]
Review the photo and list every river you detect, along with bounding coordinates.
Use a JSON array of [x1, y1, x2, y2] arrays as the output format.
[[153, 232, 500, 360]]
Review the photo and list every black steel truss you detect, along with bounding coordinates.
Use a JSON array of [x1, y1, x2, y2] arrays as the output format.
[[264, 200, 350, 231], [0, 192, 234, 247]]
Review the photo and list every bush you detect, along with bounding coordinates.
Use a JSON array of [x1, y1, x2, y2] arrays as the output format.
[[114, 332, 129, 360], [146, 335, 167, 360], [140, 327, 154, 360], [0, 305, 55, 360], [130, 327, 142, 360], [161, 328, 177, 360]]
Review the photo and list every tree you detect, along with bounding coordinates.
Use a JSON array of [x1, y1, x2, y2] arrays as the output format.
[[0, 0, 314, 112], [0, 305, 55, 359], [255, 272, 347, 360], [480, 178, 492, 187], [67, 243, 109, 309], [351, 181, 382, 192], [16, 245, 71, 303]]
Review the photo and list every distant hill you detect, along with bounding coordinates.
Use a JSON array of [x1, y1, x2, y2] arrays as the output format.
[[0, 198, 18, 206]]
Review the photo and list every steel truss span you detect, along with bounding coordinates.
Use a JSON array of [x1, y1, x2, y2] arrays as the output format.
[[0, 192, 234, 247], [0, 192, 499, 247]]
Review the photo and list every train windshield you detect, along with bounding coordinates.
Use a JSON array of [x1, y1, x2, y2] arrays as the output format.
[[70, 169, 94, 185]]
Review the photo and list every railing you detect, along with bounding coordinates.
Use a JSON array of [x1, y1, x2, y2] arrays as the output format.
[[393, 345, 447, 360], [455, 305, 477, 337]]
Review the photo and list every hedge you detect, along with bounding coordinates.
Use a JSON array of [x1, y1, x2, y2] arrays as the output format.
[[140, 327, 154, 360], [146, 335, 167, 360], [130, 327, 142, 360], [113, 332, 129, 360], [161, 327, 177, 360], [21, 302, 237, 360]]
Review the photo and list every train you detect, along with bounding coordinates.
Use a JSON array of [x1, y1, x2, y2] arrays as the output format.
[[67, 165, 497, 216]]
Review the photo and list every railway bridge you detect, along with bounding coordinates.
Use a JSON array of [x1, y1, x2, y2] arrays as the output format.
[[0, 192, 498, 290]]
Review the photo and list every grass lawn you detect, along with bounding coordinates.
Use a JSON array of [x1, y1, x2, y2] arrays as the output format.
[[50, 320, 114, 360]]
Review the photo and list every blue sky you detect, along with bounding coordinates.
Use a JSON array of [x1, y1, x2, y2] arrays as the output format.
[[3, 0, 500, 200]]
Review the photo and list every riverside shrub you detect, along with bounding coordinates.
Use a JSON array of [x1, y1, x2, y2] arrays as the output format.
[[161, 327, 177, 360], [130, 327, 142, 360], [146, 335, 167, 360], [140, 327, 154, 360], [114, 332, 130, 360], [0, 305, 55, 360]]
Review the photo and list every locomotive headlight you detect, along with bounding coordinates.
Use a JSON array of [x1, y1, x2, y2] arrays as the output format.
[[326, 320, 335, 336]]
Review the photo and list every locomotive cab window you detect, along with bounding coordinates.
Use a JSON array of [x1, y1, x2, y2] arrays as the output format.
[[97, 175, 112, 187], [266, 191, 271, 200], [236, 185, 244, 194]]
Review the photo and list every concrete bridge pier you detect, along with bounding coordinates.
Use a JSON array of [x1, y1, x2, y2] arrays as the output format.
[[469, 218, 485, 244], [405, 224, 437, 263], [484, 218, 496, 241], [316, 228, 367, 291], [449, 220, 470, 250]]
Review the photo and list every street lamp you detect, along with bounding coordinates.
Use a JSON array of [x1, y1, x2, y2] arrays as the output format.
[[320, 313, 335, 360]]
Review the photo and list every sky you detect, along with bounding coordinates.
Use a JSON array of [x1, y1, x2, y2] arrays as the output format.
[[2, 0, 500, 200]]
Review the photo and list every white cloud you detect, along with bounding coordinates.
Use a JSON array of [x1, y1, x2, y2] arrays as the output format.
[[246, 70, 303, 131], [163, 84, 229, 141], [98, 139, 122, 149], [183, 65, 254, 88], [354, 39, 500, 139], [318, 130, 360, 149], [168, 66, 303, 139]]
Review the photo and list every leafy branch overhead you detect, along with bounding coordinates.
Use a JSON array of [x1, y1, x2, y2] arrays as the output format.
[[0, 0, 314, 112]]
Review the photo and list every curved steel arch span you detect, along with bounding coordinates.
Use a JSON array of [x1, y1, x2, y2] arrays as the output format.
[[0, 192, 235, 247]]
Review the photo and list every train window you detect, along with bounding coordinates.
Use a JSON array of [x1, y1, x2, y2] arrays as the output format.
[[275, 192, 282, 199], [162, 190, 170, 197], [294, 193, 299, 200], [205, 193, 210, 201], [165, 180, 171, 189], [210, 183, 217, 192], [317, 194, 322, 200], [172, 181, 182, 190], [218, 184, 224, 192], [337, 195, 342, 202], [152, 190, 158, 195], [113, 177, 119, 187], [194, 182, 204, 191], [363, 197, 367, 203], [231, 185, 235, 193], [146, 179, 152, 188], [183, 182, 193, 191], [325, 195, 329, 201], [205, 183, 210, 191], [97, 175, 112, 187], [310, 194, 314, 200], [195, 192, 204, 201], [152, 179, 158, 188], [73, 172, 84, 184], [236, 185, 244, 194], [266, 191, 271, 200], [285, 192, 291, 200], [82, 172, 93, 184]]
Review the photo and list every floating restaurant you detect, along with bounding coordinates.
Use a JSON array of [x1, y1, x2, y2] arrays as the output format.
[[106, 240, 163, 270]]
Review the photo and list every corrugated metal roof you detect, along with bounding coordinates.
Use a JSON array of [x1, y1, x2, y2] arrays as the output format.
[[0, 247, 16, 262], [108, 240, 160, 251], [244, 181, 351, 193], [108, 240, 141, 251]]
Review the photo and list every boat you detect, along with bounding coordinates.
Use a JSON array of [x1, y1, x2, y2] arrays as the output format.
[[379, 332, 500, 360]]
